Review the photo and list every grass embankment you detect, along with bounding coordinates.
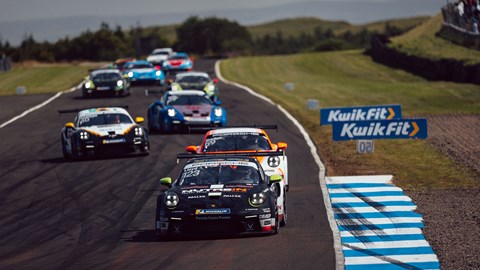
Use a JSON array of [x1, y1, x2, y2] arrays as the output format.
[[0, 62, 99, 96], [220, 51, 480, 189], [390, 13, 480, 65]]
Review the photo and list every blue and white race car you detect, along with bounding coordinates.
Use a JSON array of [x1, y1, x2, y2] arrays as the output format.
[[147, 90, 227, 133], [123, 60, 165, 86]]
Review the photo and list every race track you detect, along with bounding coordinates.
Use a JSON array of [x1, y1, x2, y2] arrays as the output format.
[[0, 59, 335, 270]]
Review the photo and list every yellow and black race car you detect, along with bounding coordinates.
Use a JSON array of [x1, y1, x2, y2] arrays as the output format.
[[60, 107, 149, 160]]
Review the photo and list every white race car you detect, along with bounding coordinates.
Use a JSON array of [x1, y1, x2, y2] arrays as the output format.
[[60, 107, 149, 160], [146, 47, 174, 67]]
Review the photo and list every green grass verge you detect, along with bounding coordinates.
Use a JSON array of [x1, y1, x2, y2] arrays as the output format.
[[390, 13, 480, 65], [220, 50, 479, 189], [0, 63, 99, 96]]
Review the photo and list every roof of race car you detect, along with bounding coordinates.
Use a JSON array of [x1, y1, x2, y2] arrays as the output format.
[[206, 127, 265, 136], [151, 48, 173, 54], [185, 155, 258, 165], [166, 90, 207, 96], [77, 107, 130, 118], [175, 71, 209, 79], [90, 69, 121, 76]]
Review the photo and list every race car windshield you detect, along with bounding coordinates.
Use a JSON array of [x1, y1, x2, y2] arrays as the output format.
[[203, 134, 271, 152], [127, 63, 152, 69], [77, 113, 133, 127], [92, 73, 122, 82], [152, 51, 169, 55], [178, 163, 261, 186], [177, 76, 210, 84], [166, 95, 213, 106], [169, 55, 187, 60]]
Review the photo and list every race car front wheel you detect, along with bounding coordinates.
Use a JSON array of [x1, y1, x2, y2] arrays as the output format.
[[280, 191, 287, 227]]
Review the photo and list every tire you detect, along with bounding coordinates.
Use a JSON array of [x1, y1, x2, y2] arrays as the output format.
[[140, 142, 150, 155], [71, 140, 81, 161], [273, 209, 279, 235], [280, 190, 287, 227], [62, 139, 71, 160]]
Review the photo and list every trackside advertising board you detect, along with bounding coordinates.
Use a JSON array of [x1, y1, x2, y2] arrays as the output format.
[[332, 119, 428, 141], [320, 104, 402, 125]]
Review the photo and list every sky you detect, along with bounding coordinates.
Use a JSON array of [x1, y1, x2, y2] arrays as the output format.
[[0, 0, 445, 45], [1, 0, 315, 22], [0, 0, 445, 23]]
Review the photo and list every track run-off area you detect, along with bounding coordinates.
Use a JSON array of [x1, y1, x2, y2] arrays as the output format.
[[0, 59, 439, 269]]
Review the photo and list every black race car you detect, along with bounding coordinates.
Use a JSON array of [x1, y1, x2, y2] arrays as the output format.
[[82, 69, 130, 98], [155, 156, 282, 239]]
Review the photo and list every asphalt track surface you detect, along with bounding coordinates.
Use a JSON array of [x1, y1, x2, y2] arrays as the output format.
[[0, 59, 335, 270]]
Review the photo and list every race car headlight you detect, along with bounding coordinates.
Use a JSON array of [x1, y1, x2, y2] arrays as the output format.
[[117, 80, 124, 87], [128, 72, 134, 77], [165, 192, 179, 209], [134, 127, 143, 136], [155, 70, 162, 76], [167, 108, 176, 117], [85, 81, 94, 89], [206, 84, 215, 91], [79, 131, 89, 140], [249, 192, 266, 207], [214, 108, 223, 117], [182, 60, 191, 66]]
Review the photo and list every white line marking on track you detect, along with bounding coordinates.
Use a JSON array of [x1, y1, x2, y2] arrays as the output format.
[[215, 60, 344, 270], [0, 85, 78, 129]]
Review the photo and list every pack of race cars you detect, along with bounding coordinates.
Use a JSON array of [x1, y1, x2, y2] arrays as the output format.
[[60, 48, 289, 239]]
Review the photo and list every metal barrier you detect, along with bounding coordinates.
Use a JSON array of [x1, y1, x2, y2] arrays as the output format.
[[441, 3, 480, 50]]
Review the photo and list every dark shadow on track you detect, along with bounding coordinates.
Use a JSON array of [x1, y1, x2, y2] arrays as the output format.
[[124, 229, 270, 243]]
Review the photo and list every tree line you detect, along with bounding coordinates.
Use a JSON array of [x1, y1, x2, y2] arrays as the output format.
[[0, 16, 408, 62]]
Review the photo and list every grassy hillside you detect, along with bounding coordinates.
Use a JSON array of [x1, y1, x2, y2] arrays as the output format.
[[220, 50, 479, 189], [390, 13, 480, 64], [143, 16, 430, 44], [246, 17, 351, 39], [337, 16, 430, 35], [0, 62, 100, 96]]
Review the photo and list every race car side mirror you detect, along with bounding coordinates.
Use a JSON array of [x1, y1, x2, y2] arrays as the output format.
[[160, 177, 172, 188], [65, 122, 75, 128], [214, 100, 222, 106], [135, 117, 145, 123], [212, 78, 219, 83], [277, 142, 288, 150], [185, 145, 198, 153], [166, 79, 173, 85], [269, 175, 282, 183]]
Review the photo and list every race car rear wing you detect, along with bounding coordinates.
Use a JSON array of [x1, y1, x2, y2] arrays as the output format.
[[177, 150, 285, 163], [188, 125, 278, 134], [58, 105, 130, 115]]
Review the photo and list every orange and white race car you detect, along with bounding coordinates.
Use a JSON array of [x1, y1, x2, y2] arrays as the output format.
[[181, 126, 288, 226]]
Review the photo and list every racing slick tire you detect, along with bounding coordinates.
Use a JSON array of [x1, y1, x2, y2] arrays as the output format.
[[71, 140, 82, 161], [273, 209, 280, 235], [140, 142, 150, 156], [62, 139, 71, 160], [280, 190, 287, 227]]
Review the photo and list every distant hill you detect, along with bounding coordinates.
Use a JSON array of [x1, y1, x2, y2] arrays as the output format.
[[0, 0, 441, 45], [141, 16, 430, 45]]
